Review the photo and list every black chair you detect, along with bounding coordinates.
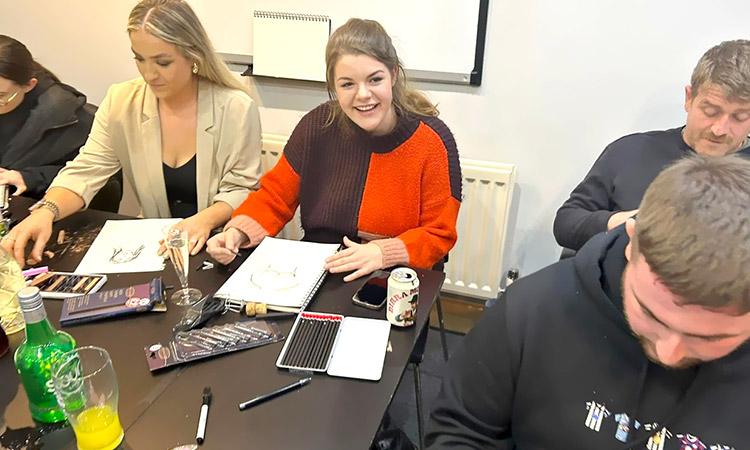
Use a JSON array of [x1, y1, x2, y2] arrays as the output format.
[[409, 258, 450, 449], [560, 247, 576, 260], [409, 322, 430, 449], [88, 170, 123, 213], [78, 103, 123, 214]]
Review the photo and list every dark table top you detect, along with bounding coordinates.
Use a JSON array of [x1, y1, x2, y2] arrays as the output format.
[[0, 198, 444, 449]]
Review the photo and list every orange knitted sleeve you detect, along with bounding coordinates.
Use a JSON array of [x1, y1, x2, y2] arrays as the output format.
[[227, 155, 300, 242]]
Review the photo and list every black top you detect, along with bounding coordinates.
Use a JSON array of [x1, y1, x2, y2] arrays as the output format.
[[553, 127, 750, 251], [0, 86, 40, 161], [426, 228, 746, 449], [163, 154, 197, 218]]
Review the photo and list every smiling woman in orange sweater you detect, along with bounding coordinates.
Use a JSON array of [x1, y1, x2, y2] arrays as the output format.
[[207, 18, 461, 282]]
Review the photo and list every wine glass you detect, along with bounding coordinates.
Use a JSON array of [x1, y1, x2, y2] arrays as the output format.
[[163, 227, 202, 306]]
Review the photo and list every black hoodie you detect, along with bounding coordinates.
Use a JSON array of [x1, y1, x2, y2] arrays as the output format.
[[426, 227, 749, 449], [0, 73, 94, 198]]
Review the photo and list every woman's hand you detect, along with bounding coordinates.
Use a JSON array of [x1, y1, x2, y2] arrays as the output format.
[[157, 215, 214, 257], [1, 209, 55, 267], [206, 227, 248, 264], [0, 168, 27, 196], [324, 236, 383, 282]]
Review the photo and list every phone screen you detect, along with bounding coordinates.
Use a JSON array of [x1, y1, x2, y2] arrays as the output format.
[[355, 272, 389, 307]]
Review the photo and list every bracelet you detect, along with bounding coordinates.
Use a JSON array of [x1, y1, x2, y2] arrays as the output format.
[[29, 199, 60, 222]]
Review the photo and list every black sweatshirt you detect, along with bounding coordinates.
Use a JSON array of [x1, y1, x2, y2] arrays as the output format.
[[0, 73, 93, 199], [426, 227, 749, 449], [553, 127, 750, 251]]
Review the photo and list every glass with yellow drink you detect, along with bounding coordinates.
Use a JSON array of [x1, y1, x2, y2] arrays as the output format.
[[52, 346, 124, 450]]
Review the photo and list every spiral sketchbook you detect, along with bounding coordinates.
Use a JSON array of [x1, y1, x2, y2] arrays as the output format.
[[214, 237, 340, 312], [252, 11, 331, 82]]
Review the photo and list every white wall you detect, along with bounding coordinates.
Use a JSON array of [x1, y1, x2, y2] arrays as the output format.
[[3, 0, 749, 277]]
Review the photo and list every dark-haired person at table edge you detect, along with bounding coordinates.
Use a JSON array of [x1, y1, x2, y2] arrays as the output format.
[[0, 35, 93, 200]]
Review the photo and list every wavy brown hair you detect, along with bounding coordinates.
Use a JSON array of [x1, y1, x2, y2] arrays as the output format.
[[325, 18, 437, 127]]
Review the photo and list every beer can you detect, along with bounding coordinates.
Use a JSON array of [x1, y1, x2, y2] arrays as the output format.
[[386, 268, 419, 327]]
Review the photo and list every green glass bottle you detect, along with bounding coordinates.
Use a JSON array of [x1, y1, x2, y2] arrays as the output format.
[[14, 286, 76, 423]]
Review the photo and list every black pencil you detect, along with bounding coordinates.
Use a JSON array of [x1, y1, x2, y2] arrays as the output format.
[[295, 318, 320, 367], [317, 320, 337, 369], [313, 320, 335, 370], [303, 318, 326, 369], [309, 320, 328, 369], [282, 319, 306, 366], [287, 318, 312, 367], [318, 320, 342, 370], [308, 320, 327, 370]]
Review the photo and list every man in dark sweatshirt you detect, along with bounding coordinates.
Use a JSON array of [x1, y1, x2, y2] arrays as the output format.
[[427, 155, 750, 450], [554, 39, 750, 252]]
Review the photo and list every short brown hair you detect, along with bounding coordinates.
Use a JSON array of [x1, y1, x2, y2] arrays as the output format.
[[691, 39, 750, 103], [633, 155, 750, 313], [324, 18, 438, 127]]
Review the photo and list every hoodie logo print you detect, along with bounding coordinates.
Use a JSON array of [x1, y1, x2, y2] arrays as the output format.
[[585, 401, 610, 432], [646, 427, 672, 450], [614, 413, 641, 442], [676, 434, 707, 450]]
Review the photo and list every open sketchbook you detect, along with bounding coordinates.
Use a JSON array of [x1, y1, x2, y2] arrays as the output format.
[[215, 237, 340, 312]]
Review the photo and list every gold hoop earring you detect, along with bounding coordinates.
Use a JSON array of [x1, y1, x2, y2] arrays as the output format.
[[192, 63, 199, 74]]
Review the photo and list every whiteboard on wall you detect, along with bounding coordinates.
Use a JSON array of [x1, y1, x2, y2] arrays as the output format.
[[187, 0, 484, 84]]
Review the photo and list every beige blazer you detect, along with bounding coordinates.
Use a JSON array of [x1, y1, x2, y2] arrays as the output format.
[[50, 77, 262, 218]]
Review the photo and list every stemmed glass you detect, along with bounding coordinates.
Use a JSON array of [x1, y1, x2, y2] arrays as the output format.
[[163, 227, 202, 306]]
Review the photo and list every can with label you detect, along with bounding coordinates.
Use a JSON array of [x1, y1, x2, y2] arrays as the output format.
[[386, 268, 419, 327]]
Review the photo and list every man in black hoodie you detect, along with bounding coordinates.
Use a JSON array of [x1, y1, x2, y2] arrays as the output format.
[[553, 39, 750, 253], [427, 155, 750, 450]]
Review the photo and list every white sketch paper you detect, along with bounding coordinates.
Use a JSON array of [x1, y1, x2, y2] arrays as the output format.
[[215, 237, 340, 309], [75, 219, 180, 274]]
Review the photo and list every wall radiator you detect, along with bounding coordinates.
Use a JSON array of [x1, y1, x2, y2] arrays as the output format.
[[261, 134, 517, 301], [442, 159, 516, 300]]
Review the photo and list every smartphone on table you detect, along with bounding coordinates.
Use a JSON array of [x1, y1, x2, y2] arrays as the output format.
[[352, 270, 390, 310]]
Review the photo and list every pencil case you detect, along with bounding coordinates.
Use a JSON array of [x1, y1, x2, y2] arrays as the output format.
[[144, 319, 284, 371], [28, 271, 108, 299]]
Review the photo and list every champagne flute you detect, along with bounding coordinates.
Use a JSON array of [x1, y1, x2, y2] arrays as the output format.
[[163, 227, 202, 306]]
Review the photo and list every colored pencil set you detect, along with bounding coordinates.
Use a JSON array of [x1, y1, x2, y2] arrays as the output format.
[[277, 312, 343, 372], [28, 271, 108, 299]]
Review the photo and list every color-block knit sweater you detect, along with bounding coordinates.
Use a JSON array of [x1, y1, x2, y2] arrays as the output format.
[[226, 102, 462, 269]]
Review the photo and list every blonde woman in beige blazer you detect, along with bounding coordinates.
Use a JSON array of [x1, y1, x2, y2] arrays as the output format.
[[3, 0, 262, 267], [49, 77, 261, 223]]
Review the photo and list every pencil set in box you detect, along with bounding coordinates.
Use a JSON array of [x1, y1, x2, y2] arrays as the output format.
[[144, 320, 284, 371], [59, 278, 166, 327], [28, 271, 107, 299], [276, 312, 344, 372], [276, 312, 392, 381]]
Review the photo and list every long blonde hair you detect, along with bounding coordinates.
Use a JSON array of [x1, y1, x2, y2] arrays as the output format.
[[325, 18, 437, 127], [127, 0, 250, 96]]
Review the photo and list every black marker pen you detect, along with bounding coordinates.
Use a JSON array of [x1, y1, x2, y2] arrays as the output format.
[[196, 386, 211, 445]]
